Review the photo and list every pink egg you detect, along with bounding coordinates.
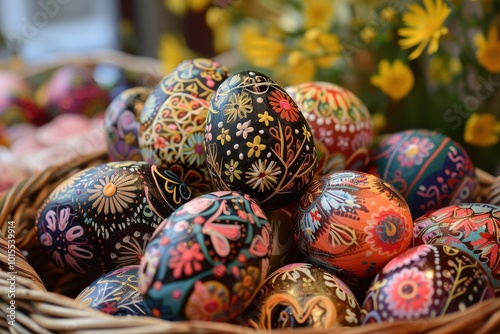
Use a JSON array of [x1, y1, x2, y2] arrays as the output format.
[[286, 82, 373, 176]]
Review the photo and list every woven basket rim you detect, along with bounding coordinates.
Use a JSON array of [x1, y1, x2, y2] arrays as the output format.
[[0, 148, 499, 333]]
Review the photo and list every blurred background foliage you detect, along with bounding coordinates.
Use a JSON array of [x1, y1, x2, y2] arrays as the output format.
[[159, 0, 500, 174]]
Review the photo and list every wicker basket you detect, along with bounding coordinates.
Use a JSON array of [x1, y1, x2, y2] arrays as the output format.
[[0, 147, 499, 333]]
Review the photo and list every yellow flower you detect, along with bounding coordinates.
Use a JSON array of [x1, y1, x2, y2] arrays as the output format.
[[164, 0, 211, 16], [380, 6, 396, 22], [464, 113, 500, 147], [474, 26, 500, 73], [158, 34, 194, 74], [302, 0, 335, 31], [238, 24, 286, 68], [371, 59, 414, 101], [360, 26, 377, 44], [206, 6, 232, 54], [258, 111, 274, 126], [275, 50, 316, 85], [398, 0, 451, 60], [246, 135, 266, 158], [302, 28, 341, 68], [428, 56, 462, 85]]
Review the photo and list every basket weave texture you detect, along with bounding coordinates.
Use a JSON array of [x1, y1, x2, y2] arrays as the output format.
[[1, 149, 500, 333]]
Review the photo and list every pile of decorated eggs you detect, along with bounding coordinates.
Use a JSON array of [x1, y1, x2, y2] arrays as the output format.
[[30, 57, 498, 327]]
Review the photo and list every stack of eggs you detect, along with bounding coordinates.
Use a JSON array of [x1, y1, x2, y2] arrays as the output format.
[[34, 57, 498, 330]]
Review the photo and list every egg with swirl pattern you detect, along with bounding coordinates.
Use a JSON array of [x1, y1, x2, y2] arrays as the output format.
[[35, 161, 193, 278], [139, 58, 229, 194], [204, 71, 318, 211]]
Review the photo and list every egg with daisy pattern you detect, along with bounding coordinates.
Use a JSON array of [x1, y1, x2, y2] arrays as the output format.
[[35, 161, 193, 278], [205, 70, 318, 211]]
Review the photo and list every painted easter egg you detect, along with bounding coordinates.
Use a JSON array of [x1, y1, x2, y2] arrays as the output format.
[[105, 86, 151, 161], [366, 129, 478, 219], [413, 203, 500, 295], [245, 262, 361, 330], [286, 82, 373, 176], [75, 265, 146, 316], [139, 191, 273, 322], [294, 170, 413, 278], [37, 65, 110, 118], [139, 58, 229, 193], [205, 70, 318, 211], [35, 161, 193, 277], [361, 244, 495, 323]]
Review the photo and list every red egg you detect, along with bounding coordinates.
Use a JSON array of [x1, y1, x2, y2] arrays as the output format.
[[286, 82, 373, 176], [294, 170, 413, 278]]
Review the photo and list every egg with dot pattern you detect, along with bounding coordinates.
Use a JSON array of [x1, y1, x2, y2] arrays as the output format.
[[139, 58, 229, 193], [244, 263, 361, 330], [35, 161, 193, 277], [361, 244, 495, 324], [286, 82, 373, 176], [205, 71, 318, 211], [138, 191, 273, 322], [413, 203, 500, 296], [75, 265, 146, 316], [294, 170, 413, 278]]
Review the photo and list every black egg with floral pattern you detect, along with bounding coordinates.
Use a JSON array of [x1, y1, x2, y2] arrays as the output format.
[[205, 70, 318, 211], [35, 161, 193, 277]]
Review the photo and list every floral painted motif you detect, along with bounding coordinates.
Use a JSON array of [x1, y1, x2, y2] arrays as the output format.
[[87, 173, 138, 215], [397, 136, 434, 168], [185, 280, 230, 321], [205, 71, 317, 210], [168, 243, 205, 279], [361, 244, 496, 324], [38, 205, 96, 274], [139, 191, 272, 322], [384, 267, 434, 318], [364, 206, 410, 257], [295, 171, 412, 278], [245, 159, 282, 192], [268, 89, 300, 122], [36, 161, 193, 275], [224, 91, 253, 122]]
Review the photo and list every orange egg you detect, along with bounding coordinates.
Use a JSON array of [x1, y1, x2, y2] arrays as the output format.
[[294, 170, 413, 278]]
